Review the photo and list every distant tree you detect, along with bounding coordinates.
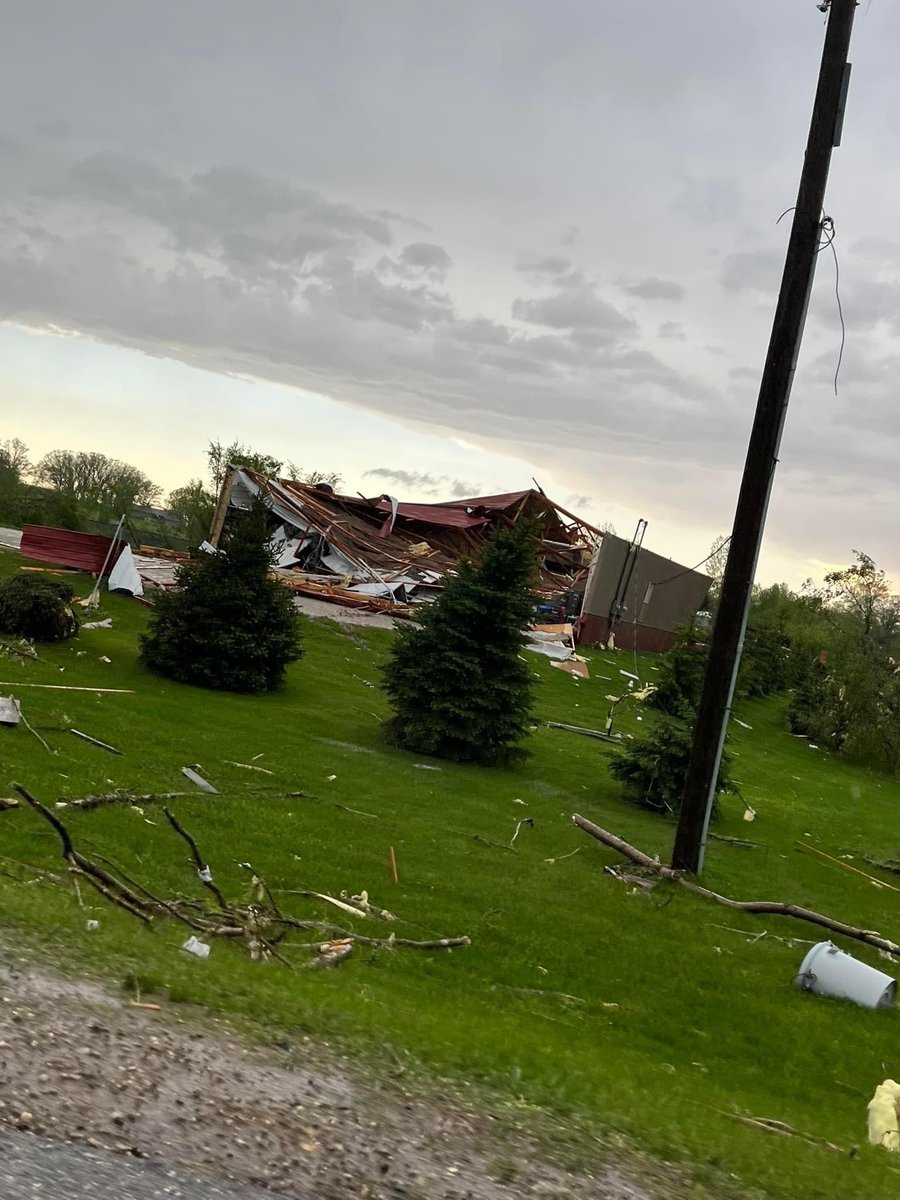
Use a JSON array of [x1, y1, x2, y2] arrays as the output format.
[[34, 450, 160, 519], [205, 440, 343, 493], [813, 551, 900, 650], [285, 462, 343, 489], [789, 551, 900, 773], [206, 440, 284, 492], [167, 479, 216, 546], [0, 438, 31, 524], [0, 438, 31, 478], [382, 521, 539, 766], [704, 534, 731, 607], [140, 498, 302, 693]]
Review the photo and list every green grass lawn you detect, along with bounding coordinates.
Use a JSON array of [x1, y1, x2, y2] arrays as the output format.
[[2, 549, 900, 1198]]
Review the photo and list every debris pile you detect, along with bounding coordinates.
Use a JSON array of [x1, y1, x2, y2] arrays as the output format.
[[212, 467, 601, 617], [12, 784, 470, 967]]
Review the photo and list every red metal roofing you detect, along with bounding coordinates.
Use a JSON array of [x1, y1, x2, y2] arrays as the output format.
[[374, 500, 487, 528], [436, 490, 534, 511], [20, 525, 127, 574]]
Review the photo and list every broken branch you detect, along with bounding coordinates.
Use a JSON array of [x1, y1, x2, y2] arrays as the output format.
[[572, 814, 900, 959], [163, 807, 231, 912]]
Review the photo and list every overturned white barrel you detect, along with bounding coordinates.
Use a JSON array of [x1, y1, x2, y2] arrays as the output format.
[[795, 941, 896, 1010]]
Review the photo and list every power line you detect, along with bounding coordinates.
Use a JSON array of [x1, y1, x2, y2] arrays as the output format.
[[654, 538, 732, 588]]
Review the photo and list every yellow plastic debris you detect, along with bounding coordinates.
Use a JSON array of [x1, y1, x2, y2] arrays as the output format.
[[867, 1079, 900, 1150]]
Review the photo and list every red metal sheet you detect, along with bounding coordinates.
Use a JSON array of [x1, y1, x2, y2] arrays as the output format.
[[374, 501, 487, 529], [20, 525, 127, 574], [436, 491, 533, 511]]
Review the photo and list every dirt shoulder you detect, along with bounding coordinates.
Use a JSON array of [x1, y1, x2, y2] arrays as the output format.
[[0, 958, 664, 1200]]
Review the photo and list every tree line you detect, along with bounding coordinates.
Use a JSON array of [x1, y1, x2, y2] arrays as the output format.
[[0, 437, 340, 544], [612, 544, 900, 812]]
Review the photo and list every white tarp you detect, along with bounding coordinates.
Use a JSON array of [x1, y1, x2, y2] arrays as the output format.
[[524, 639, 573, 661], [108, 545, 143, 596]]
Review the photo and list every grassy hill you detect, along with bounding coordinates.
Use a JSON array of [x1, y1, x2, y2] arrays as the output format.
[[1, 549, 899, 1198]]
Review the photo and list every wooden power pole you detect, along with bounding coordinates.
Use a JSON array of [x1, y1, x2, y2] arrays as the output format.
[[672, 0, 857, 874]]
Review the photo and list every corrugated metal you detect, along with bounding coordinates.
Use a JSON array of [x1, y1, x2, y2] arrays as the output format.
[[20, 525, 127, 574], [374, 500, 487, 529], [437, 491, 532, 511]]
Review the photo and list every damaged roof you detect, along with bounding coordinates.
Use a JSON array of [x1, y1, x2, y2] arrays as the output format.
[[210, 466, 601, 614]]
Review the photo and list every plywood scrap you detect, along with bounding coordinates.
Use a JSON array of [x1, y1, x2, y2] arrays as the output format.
[[0, 695, 21, 726], [551, 659, 590, 679], [572, 813, 900, 960]]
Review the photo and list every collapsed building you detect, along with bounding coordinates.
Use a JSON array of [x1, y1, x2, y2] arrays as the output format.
[[209, 466, 600, 616], [210, 466, 710, 651]]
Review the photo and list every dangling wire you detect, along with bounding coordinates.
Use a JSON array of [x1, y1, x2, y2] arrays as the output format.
[[817, 215, 845, 396]]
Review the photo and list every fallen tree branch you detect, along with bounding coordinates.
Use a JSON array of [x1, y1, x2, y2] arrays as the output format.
[[863, 855, 900, 877], [163, 807, 231, 912], [572, 814, 900, 959], [9, 783, 470, 964], [18, 705, 53, 754], [14, 784, 153, 926], [69, 791, 188, 811], [715, 1110, 848, 1155]]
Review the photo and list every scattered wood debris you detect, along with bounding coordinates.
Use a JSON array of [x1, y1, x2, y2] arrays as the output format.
[[604, 865, 657, 891], [0, 682, 134, 693], [572, 813, 900, 960], [68, 790, 188, 811], [225, 760, 274, 775], [708, 833, 766, 849], [796, 841, 900, 892], [11, 783, 469, 966], [0, 695, 22, 726], [70, 728, 123, 755], [546, 721, 620, 743], [717, 1110, 849, 1155], [509, 817, 534, 848]]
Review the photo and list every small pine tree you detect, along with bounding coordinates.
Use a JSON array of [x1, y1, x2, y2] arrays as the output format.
[[609, 712, 734, 815], [382, 521, 539, 765], [140, 499, 302, 693]]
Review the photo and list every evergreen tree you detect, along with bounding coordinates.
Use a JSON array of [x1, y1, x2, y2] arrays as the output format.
[[382, 521, 539, 765], [140, 499, 302, 693]]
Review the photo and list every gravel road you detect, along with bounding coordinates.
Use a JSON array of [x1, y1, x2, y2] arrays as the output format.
[[0, 960, 664, 1200], [0, 1127, 275, 1199]]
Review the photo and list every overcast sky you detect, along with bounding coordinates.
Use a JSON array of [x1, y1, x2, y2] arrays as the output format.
[[2, 1, 899, 584]]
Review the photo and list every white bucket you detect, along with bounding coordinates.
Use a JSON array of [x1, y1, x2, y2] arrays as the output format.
[[795, 941, 896, 1010]]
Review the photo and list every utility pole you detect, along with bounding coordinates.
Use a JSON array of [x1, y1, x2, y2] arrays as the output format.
[[672, 0, 857, 874]]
